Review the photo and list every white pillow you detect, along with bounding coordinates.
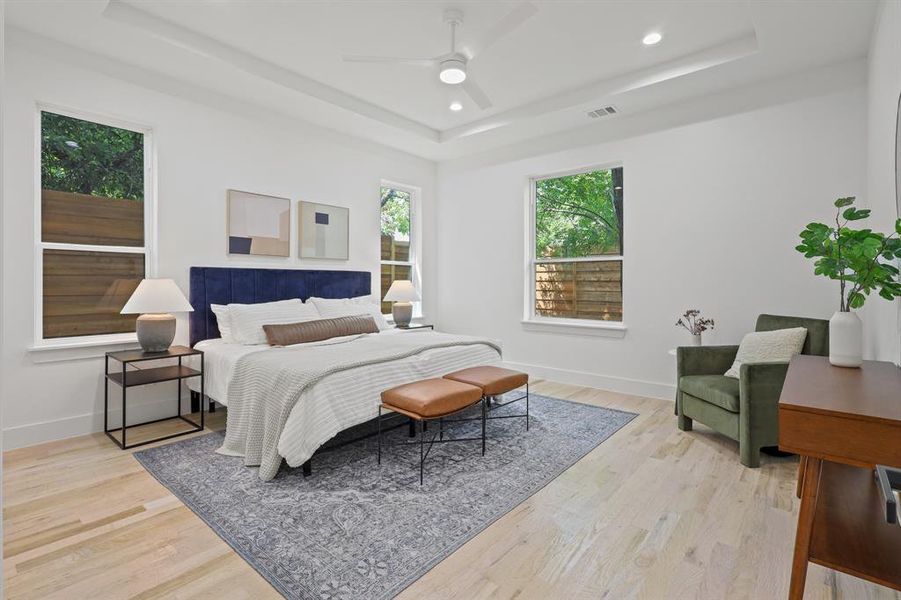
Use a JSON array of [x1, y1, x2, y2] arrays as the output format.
[[308, 296, 390, 331], [228, 299, 321, 345], [210, 304, 234, 342], [724, 327, 808, 379]]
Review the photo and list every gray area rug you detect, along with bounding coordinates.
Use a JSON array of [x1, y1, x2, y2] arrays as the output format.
[[135, 393, 636, 600]]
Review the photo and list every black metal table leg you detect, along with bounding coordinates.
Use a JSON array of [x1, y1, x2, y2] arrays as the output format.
[[177, 356, 182, 417], [104, 355, 109, 434], [200, 353, 205, 431], [121, 361, 127, 449]]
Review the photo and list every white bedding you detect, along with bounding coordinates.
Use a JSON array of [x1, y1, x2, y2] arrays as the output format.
[[187, 330, 501, 470]]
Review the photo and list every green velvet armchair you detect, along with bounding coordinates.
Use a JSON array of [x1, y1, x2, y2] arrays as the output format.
[[676, 314, 829, 467]]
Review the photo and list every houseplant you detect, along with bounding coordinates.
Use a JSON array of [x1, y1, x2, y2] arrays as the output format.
[[795, 196, 901, 366], [675, 309, 715, 346]]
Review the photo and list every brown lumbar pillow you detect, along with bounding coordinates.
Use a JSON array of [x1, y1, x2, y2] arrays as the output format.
[[263, 314, 379, 346]]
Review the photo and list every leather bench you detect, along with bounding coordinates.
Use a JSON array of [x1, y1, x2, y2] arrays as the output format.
[[443, 366, 530, 431], [379, 378, 485, 484]]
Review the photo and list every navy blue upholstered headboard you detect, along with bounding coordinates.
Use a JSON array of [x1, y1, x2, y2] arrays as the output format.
[[189, 267, 371, 346]]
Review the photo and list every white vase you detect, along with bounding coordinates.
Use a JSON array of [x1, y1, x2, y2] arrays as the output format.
[[690, 333, 702, 346], [829, 310, 862, 367]]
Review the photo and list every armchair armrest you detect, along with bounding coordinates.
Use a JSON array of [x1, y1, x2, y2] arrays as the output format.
[[739, 361, 791, 450], [676, 345, 739, 378], [739, 362, 791, 405]]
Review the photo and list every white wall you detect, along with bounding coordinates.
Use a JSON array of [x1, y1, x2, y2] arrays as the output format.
[[436, 88, 867, 399], [863, 0, 901, 366], [1, 42, 437, 448]]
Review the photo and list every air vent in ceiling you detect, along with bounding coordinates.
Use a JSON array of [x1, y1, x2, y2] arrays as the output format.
[[587, 106, 618, 119]]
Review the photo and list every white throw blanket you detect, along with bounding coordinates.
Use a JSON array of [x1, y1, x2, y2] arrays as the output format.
[[219, 332, 502, 480]]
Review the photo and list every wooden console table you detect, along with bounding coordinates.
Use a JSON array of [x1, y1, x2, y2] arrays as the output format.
[[779, 355, 901, 599]]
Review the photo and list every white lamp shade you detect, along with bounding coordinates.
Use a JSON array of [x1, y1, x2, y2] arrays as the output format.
[[120, 278, 194, 314], [383, 280, 420, 303]]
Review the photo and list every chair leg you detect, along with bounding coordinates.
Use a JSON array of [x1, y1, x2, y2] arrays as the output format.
[[677, 414, 693, 431], [741, 443, 761, 468]]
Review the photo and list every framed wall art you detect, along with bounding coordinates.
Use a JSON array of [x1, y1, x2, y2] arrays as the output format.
[[227, 190, 291, 257], [298, 201, 349, 260]]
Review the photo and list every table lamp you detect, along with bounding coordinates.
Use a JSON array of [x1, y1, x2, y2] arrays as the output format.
[[120, 278, 194, 352], [383, 280, 420, 327]]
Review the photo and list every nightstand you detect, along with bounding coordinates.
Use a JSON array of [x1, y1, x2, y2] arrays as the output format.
[[396, 324, 434, 331], [104, 345, 204, 449]]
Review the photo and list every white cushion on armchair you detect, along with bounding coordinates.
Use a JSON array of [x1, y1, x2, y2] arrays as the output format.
[[724, 327, 808, 379]]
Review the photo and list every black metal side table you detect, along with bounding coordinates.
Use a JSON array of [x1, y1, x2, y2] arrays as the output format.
[[105, 345, 204, 449]]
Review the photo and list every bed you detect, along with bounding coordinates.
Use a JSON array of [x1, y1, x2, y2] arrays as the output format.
[[185, 267, 501, 480]]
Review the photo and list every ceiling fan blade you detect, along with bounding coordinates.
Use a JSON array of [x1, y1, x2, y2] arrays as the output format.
[[462, 78, 493, 110], [342, 55, 436, 67], [461, 2, 538, 60]]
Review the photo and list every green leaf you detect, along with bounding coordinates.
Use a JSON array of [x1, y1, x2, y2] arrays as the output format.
[[834, 197, 855, 208], [842, 208, 871, 221], [848, 292, 866, 309]]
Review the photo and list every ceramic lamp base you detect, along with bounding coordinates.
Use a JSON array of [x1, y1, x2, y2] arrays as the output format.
[[392, 302, 413, 328], [136, 313, 176, 352]]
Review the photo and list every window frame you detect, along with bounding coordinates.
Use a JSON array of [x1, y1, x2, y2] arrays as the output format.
[[523, 162, 626, 334], [379, 180, 421, 320], [32, 103, 157, 349]]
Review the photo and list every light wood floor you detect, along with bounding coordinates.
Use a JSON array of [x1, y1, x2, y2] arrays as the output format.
[[4, 380, 899, 599]]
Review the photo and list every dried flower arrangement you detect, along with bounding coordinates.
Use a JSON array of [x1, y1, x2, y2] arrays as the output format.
[[675, 309, 715, 335]]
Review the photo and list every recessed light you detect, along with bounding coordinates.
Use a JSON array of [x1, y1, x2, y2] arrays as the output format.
[[449, 102, 463, 112], [642, 32, 662, 46]]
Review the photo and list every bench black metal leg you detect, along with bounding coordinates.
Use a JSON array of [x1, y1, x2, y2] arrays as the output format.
[[190, 390, 200, 413], [377, 406, 382, 465], [302, 459, 312, 477], [419, 419, 425, 485], [526, 382, 530, 431], [408, 418, 416, 438], [481, 397, 487, 455]]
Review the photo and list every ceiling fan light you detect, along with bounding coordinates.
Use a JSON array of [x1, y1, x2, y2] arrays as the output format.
[[439, 59, 467, 84]]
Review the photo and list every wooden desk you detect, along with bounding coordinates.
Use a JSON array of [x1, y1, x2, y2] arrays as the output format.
[[779, 355, 901, 599]]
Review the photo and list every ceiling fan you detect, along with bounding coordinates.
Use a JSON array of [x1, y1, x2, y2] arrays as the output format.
[[342, 3, 538, 110]]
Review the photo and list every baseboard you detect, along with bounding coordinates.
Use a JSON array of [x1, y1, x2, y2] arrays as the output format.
[[2, 395, 196, 450], [502, 360, 676, 401]]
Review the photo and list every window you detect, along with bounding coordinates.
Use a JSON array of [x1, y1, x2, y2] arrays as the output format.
[[380, 184, 417, 315], [528, 165, 623, 323], [38, 109, 153, 342]]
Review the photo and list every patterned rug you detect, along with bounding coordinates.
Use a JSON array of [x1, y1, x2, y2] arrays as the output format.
[[135, 393, 636, 600]]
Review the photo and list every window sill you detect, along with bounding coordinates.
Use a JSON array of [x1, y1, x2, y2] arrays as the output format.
[[28, 334, 141, 363], [520, 318, 627, 338]]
